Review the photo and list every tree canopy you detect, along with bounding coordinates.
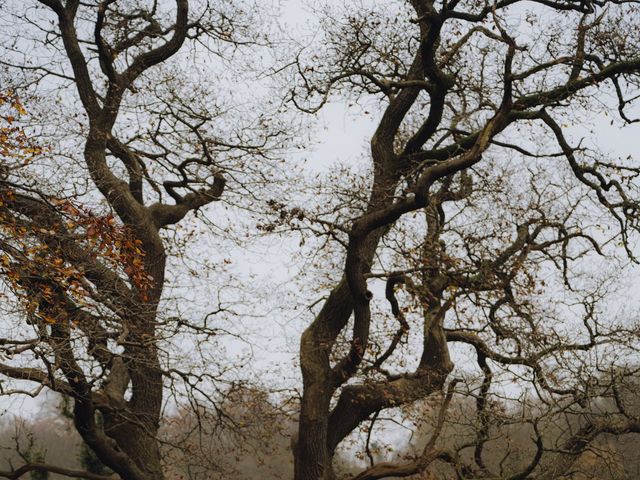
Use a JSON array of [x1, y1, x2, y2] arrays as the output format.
[[2, 0, 640, 479]]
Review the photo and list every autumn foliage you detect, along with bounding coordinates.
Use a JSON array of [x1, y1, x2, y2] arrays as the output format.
[[2, 1, 640, 479], [0, 93, 152, 326]]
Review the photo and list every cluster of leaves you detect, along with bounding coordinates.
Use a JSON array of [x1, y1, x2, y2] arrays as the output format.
[[256, 199, 306, 233], [0, 91, 42, 164], [51, 199, 154, 298], [0, 92, 153, 326], [0, 194, 154, 322]]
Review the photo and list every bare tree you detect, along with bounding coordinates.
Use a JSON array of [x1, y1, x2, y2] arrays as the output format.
[[287, 1, 640, 478], [0, 1, 287, 478], [3, 0, 640, 478]]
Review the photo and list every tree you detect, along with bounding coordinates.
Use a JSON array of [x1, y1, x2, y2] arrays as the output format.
[[288, 0, 640, 478], [25, 449, 48, 480], [0, 1, 287, 478], [160, 385, 298, 479], [361, 375, 640, 479], [78, 422, 111, 477], [0, 407, 81, 480], [3, 1, 640, 479]]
